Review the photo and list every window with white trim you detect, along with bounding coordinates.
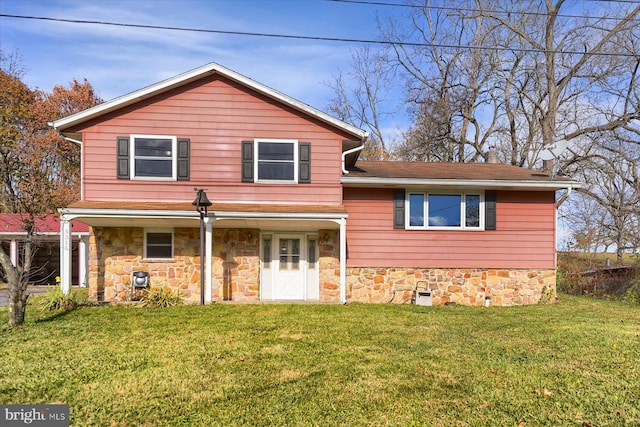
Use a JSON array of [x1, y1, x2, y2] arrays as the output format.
[[255, 139, 298, 183], [132, 135, 177, 179], [407, 192, 484, 230], [144, 229, 174, 259]]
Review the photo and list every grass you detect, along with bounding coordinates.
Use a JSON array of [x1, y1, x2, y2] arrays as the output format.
[[1, 296, 639, 426]]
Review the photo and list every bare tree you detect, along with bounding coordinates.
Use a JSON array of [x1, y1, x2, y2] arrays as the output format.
[[326, 47, 397, 160], [330, 1, 640, 167], [565, 131, 640, 264], [481, 0, 640, 164], [382, 0, 504, 162]]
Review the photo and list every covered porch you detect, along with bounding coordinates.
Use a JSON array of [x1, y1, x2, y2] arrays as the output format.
[[58, 201, 348, 303]]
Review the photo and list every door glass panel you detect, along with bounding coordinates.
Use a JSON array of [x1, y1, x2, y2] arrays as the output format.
[[278, 239, 301, 271], [263, 238, 271, 269], [280, 240, 288, 270], [308, 239, 316, 269], [292, 239, 300, 270]]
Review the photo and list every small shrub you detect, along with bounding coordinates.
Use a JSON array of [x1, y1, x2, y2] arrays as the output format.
[[538, 286, 554, 304], [139, 287, 183, 307], [620, 276, 640, 305], [39, 287, 79, 311]]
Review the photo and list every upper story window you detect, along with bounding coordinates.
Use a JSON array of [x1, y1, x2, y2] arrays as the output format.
[[257, 139, 297, 182], [241, 139, 311, 184], [407, 192, 483, 230], [117, 135, 190, 181], [132, 135, 176, 179]]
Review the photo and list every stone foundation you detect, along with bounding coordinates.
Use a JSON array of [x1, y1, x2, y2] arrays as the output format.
[[88, 226, 555, 306], [346, 267, 556, 306]]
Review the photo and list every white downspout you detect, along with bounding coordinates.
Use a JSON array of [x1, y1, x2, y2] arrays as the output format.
[[342, 145, 365, 174], [339, 217, 347, 304], [205, 217, 214, 303], [556, 185, 573, 207]]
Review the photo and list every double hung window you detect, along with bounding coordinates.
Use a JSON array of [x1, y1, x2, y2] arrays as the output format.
[[241, 139, 310, 184], [132, 135, 177, 179], [256, 139, 298, 183], [117, 134, 189, 181]]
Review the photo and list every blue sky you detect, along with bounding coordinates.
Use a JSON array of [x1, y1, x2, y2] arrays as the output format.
[[1, 0, 399, 112]]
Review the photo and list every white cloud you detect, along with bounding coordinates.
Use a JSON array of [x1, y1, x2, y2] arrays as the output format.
[[1, 0, 385, 111]]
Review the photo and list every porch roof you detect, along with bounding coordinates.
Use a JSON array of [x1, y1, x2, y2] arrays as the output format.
[[60, 201, 347, 230], [65, 200, 347, 214]]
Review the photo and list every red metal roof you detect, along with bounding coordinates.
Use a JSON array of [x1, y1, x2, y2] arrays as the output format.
[[0, 214, 89, 234]]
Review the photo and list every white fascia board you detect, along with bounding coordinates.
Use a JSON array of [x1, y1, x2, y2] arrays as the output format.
[[59, 208, 197, 220], [59, 207, 347, 221], [341, 177, 581, 190], [215, 211, 348, 221], [50, 62, 368, 141]]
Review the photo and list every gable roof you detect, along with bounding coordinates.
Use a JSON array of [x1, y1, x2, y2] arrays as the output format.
[[342, 161, 580, 191], [50, 62, 368, 143]]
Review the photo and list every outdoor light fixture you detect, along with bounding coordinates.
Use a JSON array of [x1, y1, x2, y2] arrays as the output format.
[[193, 188, 212, 305]]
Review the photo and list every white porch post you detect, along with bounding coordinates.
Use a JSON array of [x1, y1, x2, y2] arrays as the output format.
[[205, 217, 213, 303], [78, 235, 89, 288], [339, 217, 347, 304], [60, 216, 72, 295], [9, 240, 18, 267]]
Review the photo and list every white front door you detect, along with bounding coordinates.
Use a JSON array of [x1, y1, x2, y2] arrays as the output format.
[[274, 235, 305, 300]]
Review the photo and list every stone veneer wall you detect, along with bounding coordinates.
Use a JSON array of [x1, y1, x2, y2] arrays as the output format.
[[346, 267, 556, 306], [88, 227, 260, 303], [318, 230, 340, 302], [210, 229, 259, 301]]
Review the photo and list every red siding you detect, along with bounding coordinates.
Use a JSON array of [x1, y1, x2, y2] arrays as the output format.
[[74, 75, 355, 204], [344, 188, 557, 269]]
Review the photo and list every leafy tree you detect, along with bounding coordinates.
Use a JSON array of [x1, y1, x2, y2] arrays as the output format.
[[0, 51, 101, 326]]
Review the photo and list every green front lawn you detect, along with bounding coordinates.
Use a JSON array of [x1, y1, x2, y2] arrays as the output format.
[[1, 296, 639, 426]]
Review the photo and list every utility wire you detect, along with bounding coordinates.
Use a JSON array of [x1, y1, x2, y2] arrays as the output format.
[[1, 13, 638, 58], [327, 0, 640, 22]]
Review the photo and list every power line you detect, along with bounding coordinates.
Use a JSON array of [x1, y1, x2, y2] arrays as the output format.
[[327, 0, 640, 22], [1, 13, 638, 58]]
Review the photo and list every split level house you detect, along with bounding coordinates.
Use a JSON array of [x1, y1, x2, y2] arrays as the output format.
[[52, 62, 579, 306]]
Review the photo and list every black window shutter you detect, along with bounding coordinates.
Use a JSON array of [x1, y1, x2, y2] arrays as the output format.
[[117, 136, 130, 179], [485, 191, 497, 230], [393, 189, 405, 229], [299, 142, 311, 183], [177, 138, 190, 181], [241, 141, 254, 182]]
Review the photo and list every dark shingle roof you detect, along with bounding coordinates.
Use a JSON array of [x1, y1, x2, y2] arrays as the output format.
[[348, 161, 558, 181]]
